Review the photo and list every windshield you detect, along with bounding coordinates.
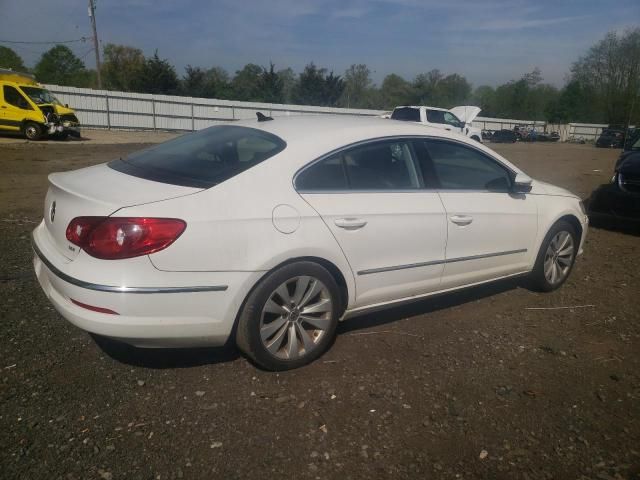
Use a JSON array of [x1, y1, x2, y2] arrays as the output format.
[[108, 125, 287, 188], [20, 87, 61, 106]]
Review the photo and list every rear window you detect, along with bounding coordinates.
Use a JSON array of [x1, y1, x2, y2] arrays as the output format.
[[391, 107, 421, 122], [108, 125, 286, 188]]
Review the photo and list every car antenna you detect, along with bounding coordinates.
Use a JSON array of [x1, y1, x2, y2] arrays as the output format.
[[256, 112, 274, 122]]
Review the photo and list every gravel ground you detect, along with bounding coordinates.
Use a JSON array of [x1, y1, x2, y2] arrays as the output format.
[[1, 135, 639, 480]]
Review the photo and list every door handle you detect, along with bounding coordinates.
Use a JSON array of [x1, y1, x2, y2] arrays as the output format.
[[450, 215, 473, 226], [0, 106, 6, 109], [334, 218, 367, 230]]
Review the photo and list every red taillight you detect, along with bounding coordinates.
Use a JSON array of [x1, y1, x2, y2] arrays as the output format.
[[65, 217, 186, 260], [66, 217, 104, 246]]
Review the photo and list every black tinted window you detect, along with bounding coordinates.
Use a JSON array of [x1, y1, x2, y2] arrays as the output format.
[[109, 125, 286, 188], [296, 154, 348, 190], [3, 86, 31, 110], [296, 141, 421, 191], [344, 141, 420, 190], [391, 107, 420, 122], [425, 140, 511, 191], [426, 110, 445, 124]]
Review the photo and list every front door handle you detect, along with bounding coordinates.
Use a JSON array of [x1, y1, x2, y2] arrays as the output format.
[[334, 218, 367, 230], [450, 215, 473, 226]]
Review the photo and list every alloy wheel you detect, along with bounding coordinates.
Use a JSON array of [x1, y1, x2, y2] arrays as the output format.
[[543, 231, 575, 285], [260, 276, 333, 360]]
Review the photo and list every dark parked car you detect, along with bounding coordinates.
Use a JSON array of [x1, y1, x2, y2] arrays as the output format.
[[588, 137, 640, 228], [537, 132, 560, 142], [596, 129, 625, 148], [491, 129, 517, 143]]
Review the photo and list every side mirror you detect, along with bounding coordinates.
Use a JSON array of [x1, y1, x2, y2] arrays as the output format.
[[65, 103, 69, 108], [513, 173, 533, 193]]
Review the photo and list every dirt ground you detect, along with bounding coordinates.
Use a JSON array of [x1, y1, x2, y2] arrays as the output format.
[[1, 133, 639, 480]]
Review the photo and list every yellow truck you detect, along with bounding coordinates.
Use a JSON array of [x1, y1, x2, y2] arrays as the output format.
[[0, 68, 81, 140]]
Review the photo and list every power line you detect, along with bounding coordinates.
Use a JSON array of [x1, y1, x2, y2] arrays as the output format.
[[0, 38, 88, 45]]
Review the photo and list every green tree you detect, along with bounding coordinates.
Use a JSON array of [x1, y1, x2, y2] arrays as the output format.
[[437, 74, 472, 108], [323, 71, 345, 106], [101, 44, 145, 91], [277, 67, 296, 104], [380, 74, 413, 109], [34, 45, 89, 87], [295, 63, 344, 106], [181, 65, 207, 97], [571, 28, 640, 125], [231, 64, 263, 101], [0, 46, 26, 71], [340, 64, 374, 108], [412, 69, 443, 105], [259, 63, 284, 103], [472, 85, 497, 117], [139, 51, 179, 94]]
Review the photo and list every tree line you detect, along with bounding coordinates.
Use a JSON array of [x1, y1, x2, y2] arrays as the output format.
[[1, 27, 638, 125]]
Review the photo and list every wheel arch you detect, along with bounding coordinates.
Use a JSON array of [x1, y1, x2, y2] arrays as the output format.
[[557, 213, 583, 239], [228, 255, 352, 345]]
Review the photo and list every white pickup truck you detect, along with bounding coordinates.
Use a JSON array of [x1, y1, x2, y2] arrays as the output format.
[[390, 105, 483, 142]]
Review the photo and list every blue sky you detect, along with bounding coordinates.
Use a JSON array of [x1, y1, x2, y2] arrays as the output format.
[[1, 0, 638, 87]]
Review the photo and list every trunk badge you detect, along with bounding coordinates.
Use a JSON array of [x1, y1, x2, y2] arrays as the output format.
[[50, 201, 56, 223]]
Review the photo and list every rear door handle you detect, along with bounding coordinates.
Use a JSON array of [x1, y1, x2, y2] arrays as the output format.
[[334, 218, 367, 230], [450, 215, 473, 226]]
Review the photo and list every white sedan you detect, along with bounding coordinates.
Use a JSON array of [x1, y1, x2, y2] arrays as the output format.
[[32, 115, 588, 370]]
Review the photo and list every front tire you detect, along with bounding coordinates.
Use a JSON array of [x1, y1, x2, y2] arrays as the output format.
[[23, 122, 43, 141], [236, 262, 341, 371], [529, 220, 578, 292]]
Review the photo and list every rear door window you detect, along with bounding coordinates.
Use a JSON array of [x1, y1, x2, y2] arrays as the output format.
[[391, 107, 421, 122], [426, 110, 446, 124], [296, 140, 421, 191], [109, 125, 286, 188]]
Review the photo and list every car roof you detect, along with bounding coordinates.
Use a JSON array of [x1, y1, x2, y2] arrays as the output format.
[[229, 115, 524, 175], [235, 114, 451, 145]]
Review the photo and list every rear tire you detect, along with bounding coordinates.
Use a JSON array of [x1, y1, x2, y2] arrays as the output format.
[[529, 220, 579, 292], [23, 122, 43, 141], [236, 261, 340, 371]]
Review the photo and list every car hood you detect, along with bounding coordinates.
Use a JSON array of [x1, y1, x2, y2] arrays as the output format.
[[618, 152, 640, 174], [449, 106, 481, 124], [532, 180, 579, 198]]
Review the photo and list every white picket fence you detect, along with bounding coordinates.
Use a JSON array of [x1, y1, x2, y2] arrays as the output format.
[[45, 84, 621, 142]]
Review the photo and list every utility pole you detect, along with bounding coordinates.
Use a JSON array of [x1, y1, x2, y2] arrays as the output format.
[[88, 0, 102, 88]]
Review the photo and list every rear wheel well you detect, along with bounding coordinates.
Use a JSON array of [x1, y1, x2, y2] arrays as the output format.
[[230, 256, 350, 342]]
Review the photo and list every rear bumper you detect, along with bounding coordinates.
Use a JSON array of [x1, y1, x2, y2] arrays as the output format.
[[32, 228, 260, 348]]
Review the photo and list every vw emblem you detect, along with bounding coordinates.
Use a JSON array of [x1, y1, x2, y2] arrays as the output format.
[[50, 201, 56, 223]]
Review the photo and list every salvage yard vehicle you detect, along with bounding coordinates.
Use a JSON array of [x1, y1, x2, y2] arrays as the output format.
[[390, 105, 483, 142], [32, 115, 588, 370], [595, 128, 625, 148], [0, 68, 80, 140], [490, 129, 517, 143], [589, 132, 640, 228]]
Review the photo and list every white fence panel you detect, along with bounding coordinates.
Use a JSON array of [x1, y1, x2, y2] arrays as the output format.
[[44, 84, 630, 142]]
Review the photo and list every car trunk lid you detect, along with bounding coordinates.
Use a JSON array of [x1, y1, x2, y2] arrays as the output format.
[[43, 163, 201, 260]]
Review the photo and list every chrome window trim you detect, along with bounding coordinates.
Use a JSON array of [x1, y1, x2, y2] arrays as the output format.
[[293, 135, 517, 194], [32, 235, 228, 294], [357, 248, 527, 275]]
